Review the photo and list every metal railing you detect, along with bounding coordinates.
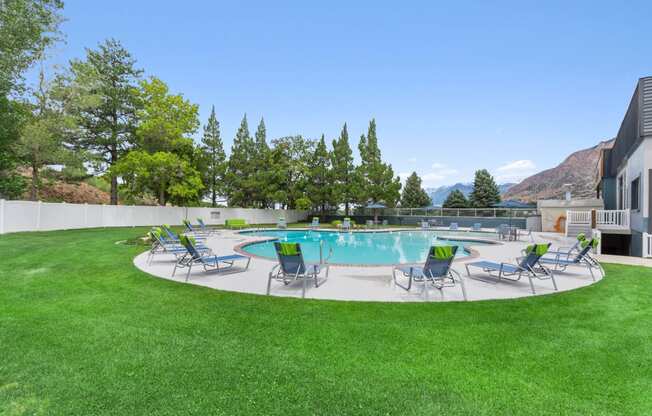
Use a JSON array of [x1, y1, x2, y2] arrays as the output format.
[[354, 208, 538, 218]]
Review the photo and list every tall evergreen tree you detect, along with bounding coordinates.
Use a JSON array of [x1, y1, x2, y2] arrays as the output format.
[[56, 38, 142, 204], [307, 134, 333, 213], [400, 172, 431, 207], [442, 189, 469, 208], [251, 117, 270, 207], [225, 114, 255, 207], [200, 106, 226, 207], [330, 123, 356, 215], [267, 136, 313, 209], [356, 119, 402, 206], [469, 169, 501, 208]]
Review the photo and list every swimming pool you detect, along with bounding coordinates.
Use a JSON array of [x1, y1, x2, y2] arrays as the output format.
[[239, 230, 492, 265]]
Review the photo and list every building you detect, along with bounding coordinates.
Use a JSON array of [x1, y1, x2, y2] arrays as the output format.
[[595, 76, 652, 256]]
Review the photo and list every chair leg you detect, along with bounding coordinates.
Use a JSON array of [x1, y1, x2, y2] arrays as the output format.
[[302, 275, 307, 298], [266, 272, 273, 295], [527, 274, 536, 294], [185, 263, 192, 282], [587, 264, 596, 282]]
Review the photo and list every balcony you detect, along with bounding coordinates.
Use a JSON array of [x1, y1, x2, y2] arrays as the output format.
[[566, 209, 630, 235]]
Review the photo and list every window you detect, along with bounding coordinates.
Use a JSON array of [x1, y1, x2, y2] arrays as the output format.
[[631, 177, 640, 211]]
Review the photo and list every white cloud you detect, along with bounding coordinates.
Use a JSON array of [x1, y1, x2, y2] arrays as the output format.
[[402, 163, 460, 187], [494, 160, 537, 183]]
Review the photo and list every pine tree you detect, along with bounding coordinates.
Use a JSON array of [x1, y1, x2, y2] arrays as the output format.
[[469, 169, 501, 208], [356, 119, 402, 206], [200, 106, 226, 207], [251, 117, 270, 207], [225, 114, 256, 207], [330, 123, 355, 215], [308, 134, 333, 213], [57, 39, 142, 205], [443, 189, 469, 208], [400, 172, 431, 207]]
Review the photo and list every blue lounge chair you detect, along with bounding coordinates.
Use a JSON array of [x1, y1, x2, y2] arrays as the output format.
[[465, 243, 557, 294], [267, 242, 329, 298], [310, 217, 319, 229], [277, 217, 287, 229], [420, 220, 430, 229], [197, 218, 219, 235], [183, 219, 211, 236], [341, 218, 352, 231], [147, 228, 191, 264], [393, 245, 467, 300], [161, 224, 205, 243], [173, 235, 251, 281], [449, 222, 459, 231], [538, 238, 603, 281], [472, 223, 482, 232]]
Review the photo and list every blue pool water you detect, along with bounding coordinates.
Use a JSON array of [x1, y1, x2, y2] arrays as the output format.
[[240, 230, 490, 265]]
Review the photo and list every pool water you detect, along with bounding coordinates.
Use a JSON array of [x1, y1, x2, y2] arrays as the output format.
[[240, 230, 490, 265]]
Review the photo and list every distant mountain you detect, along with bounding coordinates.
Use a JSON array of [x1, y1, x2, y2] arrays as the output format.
[[502, 139, 614, 202], [427, 183, 515, 206]]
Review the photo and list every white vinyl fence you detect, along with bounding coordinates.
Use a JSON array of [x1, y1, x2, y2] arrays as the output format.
[[0, 199, 309, 234]]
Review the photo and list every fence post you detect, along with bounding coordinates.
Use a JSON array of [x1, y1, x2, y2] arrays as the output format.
[[0, 199, 4, 234], [36, 200, 42, 231], [84, 203, 88, 227]]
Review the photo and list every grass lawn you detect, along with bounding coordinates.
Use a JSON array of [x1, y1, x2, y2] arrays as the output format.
[[1, 228, 651, 415]]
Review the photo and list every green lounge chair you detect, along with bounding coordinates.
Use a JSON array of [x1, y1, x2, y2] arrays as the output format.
[[538, 238, 603, 281], [393, 245, 467, 300], [266, 242, 329, 298], [465, 243, 556, 294]]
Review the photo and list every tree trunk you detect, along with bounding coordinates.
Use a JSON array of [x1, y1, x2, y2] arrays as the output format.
[[159, 185, 166, 206], [109, 146, 119, 205], [345, 202, 350, 216], [211, 188, 216, 208], [30, 164, 39, 201]]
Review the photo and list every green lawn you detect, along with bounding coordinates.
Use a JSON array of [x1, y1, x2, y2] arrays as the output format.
[[1, 228, 651, 415]]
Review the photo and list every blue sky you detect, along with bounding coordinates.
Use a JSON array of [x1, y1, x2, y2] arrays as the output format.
[[40, 0, 652, 187]]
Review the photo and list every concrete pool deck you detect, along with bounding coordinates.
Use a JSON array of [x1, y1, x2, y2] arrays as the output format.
[[133, 229, 602, 302]]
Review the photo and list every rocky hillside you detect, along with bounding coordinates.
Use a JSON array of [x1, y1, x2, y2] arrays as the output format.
[[502, 139, 614, 202]]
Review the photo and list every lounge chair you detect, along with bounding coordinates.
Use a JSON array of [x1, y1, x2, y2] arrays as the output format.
[[547, 233, 586, 257], [421, 220, 430, 229], [365, 219, 374, 229], [161, 224, 206, 243], [266, 242, 329, 298], [449, 222, 459, 231], [173, 235, 251, 281], [341, 218, 352, 231], [472, 223, 482, 232], [393, 245, 467, 300], [465, 243, 557, 294], [183, 219, 210, 236], [277, 217, 287, 229], [197, 218, 219, 235], [538, 238, 603, 281], [309, 217, 319, 229], [148, 227, 210, 264]]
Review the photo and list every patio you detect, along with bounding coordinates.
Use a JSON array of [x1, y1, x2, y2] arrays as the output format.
[[134, 229, 601, 302]]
